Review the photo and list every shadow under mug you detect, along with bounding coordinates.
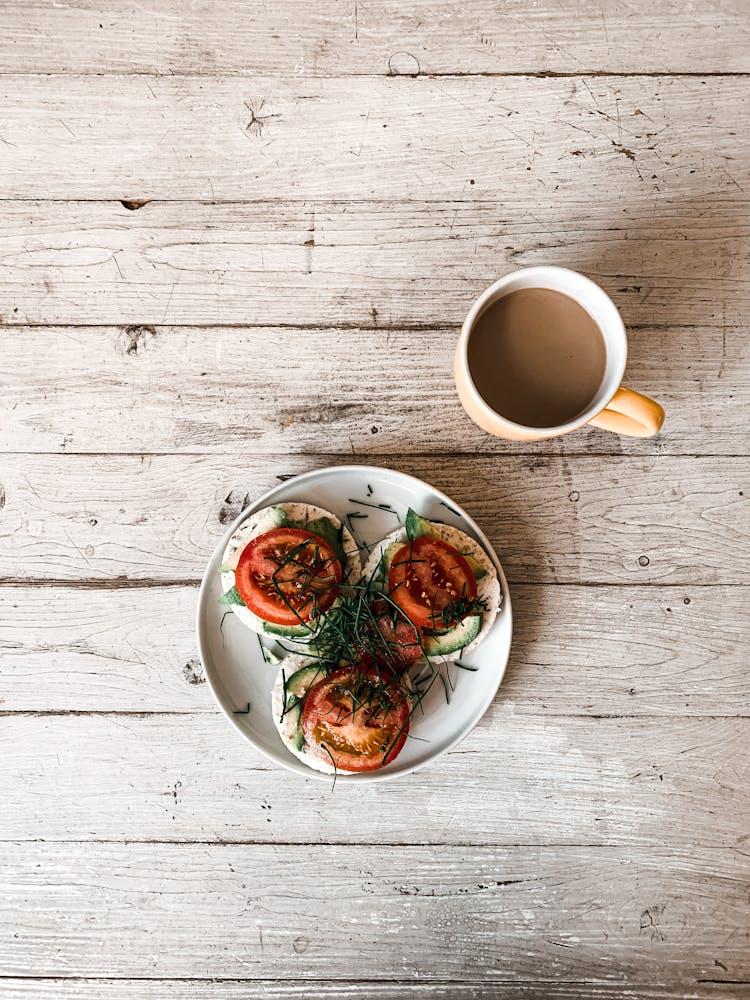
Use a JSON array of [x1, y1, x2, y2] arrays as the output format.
[[455, 266, 665, 441]]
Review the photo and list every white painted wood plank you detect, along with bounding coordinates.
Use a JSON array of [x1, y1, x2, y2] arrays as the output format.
[[1, 981, 745, 1000], [1, 0, 748, 74], [0, 843, 746, 982], [0, 454, 746, 585], [1, 324, 744, 457], [2, 713, 748, 846], [0, 584, 746, 717], [0, 76, 745, 200], [0, 585, 204, 712], [0, 199, 745, 329]]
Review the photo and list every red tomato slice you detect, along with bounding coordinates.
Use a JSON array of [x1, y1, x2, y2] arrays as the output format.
[[301, 666, 410, 772], [351, 600, 423, 673], [374, 612, 423, 667], [388, 536, 477, 630], [369, 599, 423, 670], [235, 527, 342, 626]]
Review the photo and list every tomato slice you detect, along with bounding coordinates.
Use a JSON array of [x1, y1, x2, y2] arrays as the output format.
[[366, 599, 423, 670], [350, 600, 423, 673], [301, 666, 410, 772], [235, 527, 342, 626], [388, 536, 477, 630]]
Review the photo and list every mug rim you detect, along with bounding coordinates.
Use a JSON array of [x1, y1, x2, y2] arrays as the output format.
[[457, 266, 628, 436]]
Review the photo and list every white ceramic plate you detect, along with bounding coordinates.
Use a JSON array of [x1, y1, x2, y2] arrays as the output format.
[[196, 465, 512, 782]]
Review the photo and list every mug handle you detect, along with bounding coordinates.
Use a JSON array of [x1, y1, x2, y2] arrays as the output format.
[[588, 387, 665, 438]]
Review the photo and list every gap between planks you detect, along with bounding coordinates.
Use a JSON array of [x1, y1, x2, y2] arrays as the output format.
[[4, 976, 745, 988], [8, 841, 748, 849], [0, 71, 748, 79], [0, 453, 746, 460]]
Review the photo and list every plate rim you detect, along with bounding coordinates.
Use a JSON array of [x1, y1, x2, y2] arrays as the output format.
[[196, 463, 513, 783]]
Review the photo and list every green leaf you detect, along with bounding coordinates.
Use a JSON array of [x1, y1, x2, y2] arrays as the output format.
[[219, 585, 245, 606]]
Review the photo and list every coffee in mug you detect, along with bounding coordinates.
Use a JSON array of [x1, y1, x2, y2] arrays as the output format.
[[455, 267, 665, 440]]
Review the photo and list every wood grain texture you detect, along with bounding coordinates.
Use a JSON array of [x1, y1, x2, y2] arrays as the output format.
[[2, 1, 749, 992], [0, 454, 746, 585], [1, 843, 747, 982], [2, 712, 748, 846], [2, 0, 749, 75], [2, 982, 747, 1000], [0, 584, 746, 717], [0, 199, 745, 329], [0, 76, 746, 201], [1, 323, 745, 457]]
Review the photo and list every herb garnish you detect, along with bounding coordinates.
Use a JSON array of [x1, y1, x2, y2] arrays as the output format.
[[348, 498, 399, 517], [233, 702, 251, 715], [439, 500, 461, 517], [321, 743, 338, 791], [224, 506, 487, 774], [437, 594, 489, 630]]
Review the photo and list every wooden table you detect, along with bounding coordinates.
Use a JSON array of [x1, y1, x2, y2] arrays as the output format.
[[1, 2, 748, 997]]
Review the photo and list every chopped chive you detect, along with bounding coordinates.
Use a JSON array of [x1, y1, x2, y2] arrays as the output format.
[[233, 702, 251, 715], [439, 671, 451, 704], [280, 668, 289, 721], [347, 498, 399, 516], [321, 743, 338, 792], [439, 500, 461, 517], [366, 484, 373, 496], [455, 660, 479, 671]]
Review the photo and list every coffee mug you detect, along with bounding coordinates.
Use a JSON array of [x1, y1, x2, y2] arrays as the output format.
[[455, 266, 665, 440]]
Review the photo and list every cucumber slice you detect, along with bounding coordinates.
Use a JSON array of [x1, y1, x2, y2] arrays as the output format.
[[423, 615, 482, 656], [462, 552, 488, 581], [406, 508, 433, 541], [260, 647, 282, 666], [280, 697, 304, 749], [285, 664, 328, 698], [369, 540, 403, 588], [283, 664, 329, 750], [263, 620, 315, 639], [258, 505, 288, 530]]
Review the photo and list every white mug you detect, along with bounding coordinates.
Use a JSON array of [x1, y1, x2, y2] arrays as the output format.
[[455, 266, 665, 440]]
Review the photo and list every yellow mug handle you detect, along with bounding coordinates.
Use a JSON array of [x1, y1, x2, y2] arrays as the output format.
[[589, 387, 665, 438]]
